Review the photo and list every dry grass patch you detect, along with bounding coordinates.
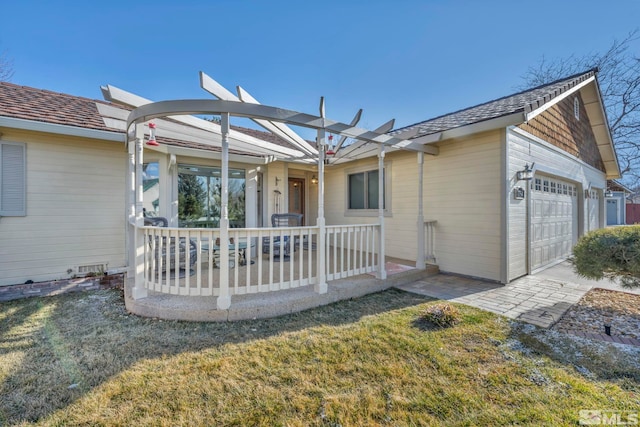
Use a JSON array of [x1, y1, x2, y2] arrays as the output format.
[[0, 288, 639, 426]]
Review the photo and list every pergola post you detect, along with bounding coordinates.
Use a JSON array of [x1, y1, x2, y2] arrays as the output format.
[[132, 123, 147, 299], [217, 113, 232, 310], [377, 144, 387, 280], [315, 128, 327, 294], [416, 152, 426, 270]]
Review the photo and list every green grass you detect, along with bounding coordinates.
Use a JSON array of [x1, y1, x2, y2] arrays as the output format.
[[1, 288, 639, 426]]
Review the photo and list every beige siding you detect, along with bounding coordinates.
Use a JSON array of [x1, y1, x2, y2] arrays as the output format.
[[0, 129, 126, 286], [424, 131, 503, 281], [323, 130, 503, 281]]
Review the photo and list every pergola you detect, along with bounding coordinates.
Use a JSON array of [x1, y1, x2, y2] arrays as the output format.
[[105, 73, 438, 310]]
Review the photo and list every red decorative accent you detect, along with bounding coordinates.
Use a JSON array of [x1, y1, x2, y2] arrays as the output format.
[[146, 122, 159, 146]]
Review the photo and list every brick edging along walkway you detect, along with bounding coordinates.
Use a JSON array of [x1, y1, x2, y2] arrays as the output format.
[[0, 274, 124, 302]]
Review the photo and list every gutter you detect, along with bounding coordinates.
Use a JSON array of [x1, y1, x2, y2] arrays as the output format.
[[0, 116, 125, 143]]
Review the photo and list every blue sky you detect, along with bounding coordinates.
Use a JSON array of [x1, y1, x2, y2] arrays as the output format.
[[2, 0, 639, 132]]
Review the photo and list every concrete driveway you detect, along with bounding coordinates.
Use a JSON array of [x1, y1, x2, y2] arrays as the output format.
[[397, 261, 639, 328]]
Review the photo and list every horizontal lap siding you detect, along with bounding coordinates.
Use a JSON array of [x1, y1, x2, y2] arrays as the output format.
[[507, 128, 607, 281], [324, 131, 503, 281], [0, 129, 126, 286], [425, 131, 503, 281]]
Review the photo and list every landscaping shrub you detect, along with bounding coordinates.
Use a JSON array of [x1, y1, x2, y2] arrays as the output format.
[[572, 225, 640, 288], [421, 303, 460, 327]]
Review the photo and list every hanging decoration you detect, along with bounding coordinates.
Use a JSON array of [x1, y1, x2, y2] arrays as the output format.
[[326, 134, 336, 155], [146, 122, 160, 146]]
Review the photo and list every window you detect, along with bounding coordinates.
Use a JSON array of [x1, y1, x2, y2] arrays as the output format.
[[348, 169, 384, 210], [534, 178, 541, 191], [178, 165, 245, 228], [0, 142, 26, 216], [143, 162, 160, 217], [574, 97, 580, 120]]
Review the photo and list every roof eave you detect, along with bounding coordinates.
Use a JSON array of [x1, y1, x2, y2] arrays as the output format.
[[0, 115, 125, 143]]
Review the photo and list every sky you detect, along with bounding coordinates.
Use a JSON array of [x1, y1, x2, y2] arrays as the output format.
[[2, 0, 640, 134]]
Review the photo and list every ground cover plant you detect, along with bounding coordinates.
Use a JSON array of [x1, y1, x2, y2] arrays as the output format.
[[1, 288, 639, 426]]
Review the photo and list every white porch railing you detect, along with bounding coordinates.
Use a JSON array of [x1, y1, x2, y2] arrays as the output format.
[[141, 223, 381, 298], [424, 220, 437, 264], [325, 224, 379, 280]]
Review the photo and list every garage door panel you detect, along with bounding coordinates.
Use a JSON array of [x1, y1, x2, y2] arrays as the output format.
[[531, 175, 578, 271]]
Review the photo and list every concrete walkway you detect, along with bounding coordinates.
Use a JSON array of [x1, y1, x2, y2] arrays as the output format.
[[397, 261, 632, 328]]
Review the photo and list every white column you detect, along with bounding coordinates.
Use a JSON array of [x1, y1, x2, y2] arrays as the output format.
[[132, 123, 148, 299], [377, 144, 387, 280], [315, 128, 327, 294], [416, 152, 426, 270], [217, 113, 231, 310]]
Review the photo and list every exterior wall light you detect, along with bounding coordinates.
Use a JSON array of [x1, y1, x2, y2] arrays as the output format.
[[605, 189, 614, 198], [517, 163, 535, 181], [311, 175, 318, 184]]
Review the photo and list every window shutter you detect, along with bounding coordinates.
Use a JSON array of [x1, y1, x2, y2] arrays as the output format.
[[1, 142, 26, 216]]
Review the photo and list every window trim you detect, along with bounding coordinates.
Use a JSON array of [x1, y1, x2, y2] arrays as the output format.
[[0, 141, 26, 216], [344, 162, 392, 217]]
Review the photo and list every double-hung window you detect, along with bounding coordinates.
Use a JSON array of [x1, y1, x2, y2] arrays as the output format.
[[0, 141, 26, 216], [348, 168, 385, 210]]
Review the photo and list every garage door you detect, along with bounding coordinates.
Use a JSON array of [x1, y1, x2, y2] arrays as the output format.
[[530, 175, 578, 271]]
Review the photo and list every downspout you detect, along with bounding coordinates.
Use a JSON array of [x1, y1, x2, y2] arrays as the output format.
[[416, 152, 425, 270], [378, 144, 387, 279]]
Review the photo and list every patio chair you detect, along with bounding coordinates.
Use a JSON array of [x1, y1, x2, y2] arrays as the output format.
[[262, 213, 303, 258], [144, 216, 198, 273]]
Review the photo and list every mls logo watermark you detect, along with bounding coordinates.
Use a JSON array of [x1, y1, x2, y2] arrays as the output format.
[[580, 410, 639, 425]]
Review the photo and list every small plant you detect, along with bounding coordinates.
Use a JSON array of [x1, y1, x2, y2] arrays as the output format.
[[421, 303, 461, 327]]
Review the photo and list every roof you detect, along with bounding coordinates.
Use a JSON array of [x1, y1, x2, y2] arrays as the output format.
[[0, 82, 294, 156], [391, 69, 598, 137]]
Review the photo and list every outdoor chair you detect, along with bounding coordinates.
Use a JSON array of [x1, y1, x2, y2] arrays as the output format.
[[262, 213, 303, 258], [144, 216, 198, 273]]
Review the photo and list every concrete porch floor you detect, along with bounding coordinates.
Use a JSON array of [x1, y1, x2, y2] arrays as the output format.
[[125, 257, 439, 321]]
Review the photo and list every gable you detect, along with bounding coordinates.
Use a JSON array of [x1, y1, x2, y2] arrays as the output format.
[[518, 92, 605, 172]]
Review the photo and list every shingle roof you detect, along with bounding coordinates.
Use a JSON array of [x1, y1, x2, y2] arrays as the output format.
[[391, 69, 598, 138], [0, 82, 296, 155]]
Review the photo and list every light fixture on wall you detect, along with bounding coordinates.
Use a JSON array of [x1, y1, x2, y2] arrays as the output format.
[[146, 122, 160, 146], [605, 189, 614, 198], [275, 177, 281, 186], [516, 163, 535, 181], [311, 175, 318, 184]]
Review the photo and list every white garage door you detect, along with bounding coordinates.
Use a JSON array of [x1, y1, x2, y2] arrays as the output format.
[[530, 176, 578, 271]]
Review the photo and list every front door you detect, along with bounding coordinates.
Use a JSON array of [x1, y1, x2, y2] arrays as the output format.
[[288, 178, 305, 225]]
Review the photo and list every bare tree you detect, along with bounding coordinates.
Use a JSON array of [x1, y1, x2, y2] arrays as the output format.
[[522, 30, 640, 187], [0, 48, 14, 81]]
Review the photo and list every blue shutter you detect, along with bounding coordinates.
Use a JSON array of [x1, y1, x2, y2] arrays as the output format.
[[0, 142, 26, 216]]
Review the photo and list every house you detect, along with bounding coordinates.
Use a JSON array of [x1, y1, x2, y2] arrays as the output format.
[[0, 68, 619, 319], [605, 179, 631, 225]]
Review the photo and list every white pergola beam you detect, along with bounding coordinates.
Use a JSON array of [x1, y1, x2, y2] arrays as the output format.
[[102, 85, 305, 159], [333, 108, 363, 153], [236, 85, 318, 156], [199, 72, 317, 157], [126, 99, 433, 153]]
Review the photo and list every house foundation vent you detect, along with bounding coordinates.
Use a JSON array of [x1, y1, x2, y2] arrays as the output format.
[[77, 263, 108, 276]]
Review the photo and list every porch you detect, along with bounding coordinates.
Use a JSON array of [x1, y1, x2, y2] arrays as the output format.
[[126, 221, 437, 320], [126, 254, 438, 321]]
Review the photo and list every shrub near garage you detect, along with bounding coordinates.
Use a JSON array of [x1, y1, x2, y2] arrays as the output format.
[[572, 225, 640, 288]]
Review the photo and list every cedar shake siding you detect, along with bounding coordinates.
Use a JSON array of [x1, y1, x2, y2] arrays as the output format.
[[518, 93, 605, 172]]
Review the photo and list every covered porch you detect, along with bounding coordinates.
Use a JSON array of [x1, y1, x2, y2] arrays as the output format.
[[105, 74, 438, 320]]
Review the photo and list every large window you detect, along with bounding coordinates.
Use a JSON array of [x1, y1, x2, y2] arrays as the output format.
[[143, 162, 160, 217], [178, 165, 245, 228], [348, 169, 384, 210]]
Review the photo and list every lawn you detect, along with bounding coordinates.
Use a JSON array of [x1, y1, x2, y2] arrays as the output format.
[[1, 288, 639, 426]]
